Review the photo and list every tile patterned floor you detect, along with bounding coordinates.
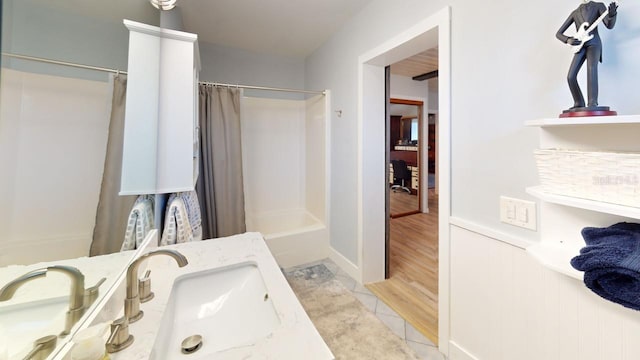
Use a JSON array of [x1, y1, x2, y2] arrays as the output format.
[[287, 258, 447, 360]]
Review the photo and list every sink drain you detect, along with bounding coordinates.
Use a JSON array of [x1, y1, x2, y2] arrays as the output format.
[[181, 335, 203, 355]]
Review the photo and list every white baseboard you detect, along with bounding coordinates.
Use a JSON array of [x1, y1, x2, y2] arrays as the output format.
[[329, 246, 361, 282], [449, 341, 480, 360], [0, 234, 90, 266]]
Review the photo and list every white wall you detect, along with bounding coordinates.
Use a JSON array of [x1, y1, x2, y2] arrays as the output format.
[[306, 0, 640, 269], [198, 41, 306, 100], [241, 97, 306, 216], [0, 69, 111, 265], [2, 0, 158, 81], [428, 78, 438, 111], [305, 0, 640, 357], [390, 73, 429, 101]]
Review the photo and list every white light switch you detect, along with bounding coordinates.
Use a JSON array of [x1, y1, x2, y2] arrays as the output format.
[[516, 207, 528, 222], [500, 196, 537, 231], [506, 203, 516, 220]]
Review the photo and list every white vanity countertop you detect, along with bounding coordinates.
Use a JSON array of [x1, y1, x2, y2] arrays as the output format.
[[0, 251, 135, 360], [107, 232, 333, 360], [0, 251, 134, 307]]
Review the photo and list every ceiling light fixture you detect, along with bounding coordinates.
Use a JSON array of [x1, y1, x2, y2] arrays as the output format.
[[149, 0, 177, 11]]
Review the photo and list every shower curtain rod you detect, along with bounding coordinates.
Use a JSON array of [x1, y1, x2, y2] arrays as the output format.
[[2, 53, 322, 95], [1, 52, 127, 75], [199, 81, 325, 95]]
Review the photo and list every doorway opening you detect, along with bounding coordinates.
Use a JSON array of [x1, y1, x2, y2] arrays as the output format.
[[357, 7, 451, 353], [368, 50, 440, 345]]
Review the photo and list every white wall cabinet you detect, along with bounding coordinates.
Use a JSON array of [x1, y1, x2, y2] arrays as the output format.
[[120, 20, 200, 195]]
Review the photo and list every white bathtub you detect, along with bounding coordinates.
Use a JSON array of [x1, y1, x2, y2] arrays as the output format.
[[246, 209, 329, 268]]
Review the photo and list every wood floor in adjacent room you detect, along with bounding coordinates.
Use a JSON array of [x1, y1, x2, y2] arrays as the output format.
[[389, 190, 419, 216], [367, 189, 439, 345]]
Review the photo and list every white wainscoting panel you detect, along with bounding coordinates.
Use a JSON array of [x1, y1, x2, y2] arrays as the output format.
[[450, 225, 640, 360]]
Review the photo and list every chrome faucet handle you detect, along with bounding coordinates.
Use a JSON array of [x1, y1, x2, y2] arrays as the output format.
[[106, 316, 134, 353], [23, 335, 57, 360], [139, 270, 154, 303], [84, 277, 106, 308]]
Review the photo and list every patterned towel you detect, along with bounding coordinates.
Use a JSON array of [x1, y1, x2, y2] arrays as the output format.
[[179, 191, 202, 241], [121, 195, 155, 251], [160, 194, 194, 246]]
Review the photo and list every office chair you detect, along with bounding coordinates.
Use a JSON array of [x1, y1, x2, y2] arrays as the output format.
[[391, 160, 412, 193]]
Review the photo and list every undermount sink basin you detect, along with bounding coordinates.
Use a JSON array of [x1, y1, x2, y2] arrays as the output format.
[[0, 296, 67, 359], [150, 262, 281, 359]]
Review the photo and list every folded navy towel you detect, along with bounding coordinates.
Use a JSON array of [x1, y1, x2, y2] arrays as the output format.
[[571, 222, 640, 311]]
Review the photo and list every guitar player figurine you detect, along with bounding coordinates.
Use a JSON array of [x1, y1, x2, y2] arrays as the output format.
[[556, 1, 618, 117]]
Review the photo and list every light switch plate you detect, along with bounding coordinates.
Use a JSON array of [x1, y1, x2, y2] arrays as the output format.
[[500, 196, 537, 231]]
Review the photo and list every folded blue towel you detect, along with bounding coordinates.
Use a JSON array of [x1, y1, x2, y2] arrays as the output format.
[[571, 222, 640, 311]]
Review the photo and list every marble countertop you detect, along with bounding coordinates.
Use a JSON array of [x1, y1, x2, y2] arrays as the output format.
[[0, 251, 134, 307], [89, 232, 333, 360], [0, 249, 135, 360]]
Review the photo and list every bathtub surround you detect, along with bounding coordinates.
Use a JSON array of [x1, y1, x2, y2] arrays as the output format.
[[0, 68, 112, 265], [91, 75, 137, 256], [196, 86, 246, 239], [242, 93, 331, 267]]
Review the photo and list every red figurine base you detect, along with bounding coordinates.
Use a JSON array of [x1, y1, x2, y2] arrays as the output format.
[[559, 107, 617, 118]]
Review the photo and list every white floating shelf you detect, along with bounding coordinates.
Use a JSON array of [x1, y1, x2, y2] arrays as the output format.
[[526, 186, 640, 220], [525, 114, 640, 127], [526, 241, 583, 280]]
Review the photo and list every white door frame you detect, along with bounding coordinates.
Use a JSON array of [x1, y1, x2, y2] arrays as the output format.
[[356, 6, 451, 354]]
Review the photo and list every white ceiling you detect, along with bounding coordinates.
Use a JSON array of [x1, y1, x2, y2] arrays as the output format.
[[30, 0, 440, 80], [178, 0, 373, 58], [38, 0, 159, 25]]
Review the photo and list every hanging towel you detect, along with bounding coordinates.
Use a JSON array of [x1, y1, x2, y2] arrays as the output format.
[[121, 195, 155, 251], [179, 191, 202, 241], [571, 222, 640, 311], [160, 194, 194, 246]]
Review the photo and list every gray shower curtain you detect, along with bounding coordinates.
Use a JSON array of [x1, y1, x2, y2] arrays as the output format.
[[196, 85, 246, 239], [90, 75, 136, 256]]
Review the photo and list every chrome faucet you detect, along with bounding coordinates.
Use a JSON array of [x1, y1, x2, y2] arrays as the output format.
[[0, 265, 86, 336], [47, 265, 86, 336], [125, 249, 188, 323], [0, 270, 47, 300], [23, 335, 57, 360]]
